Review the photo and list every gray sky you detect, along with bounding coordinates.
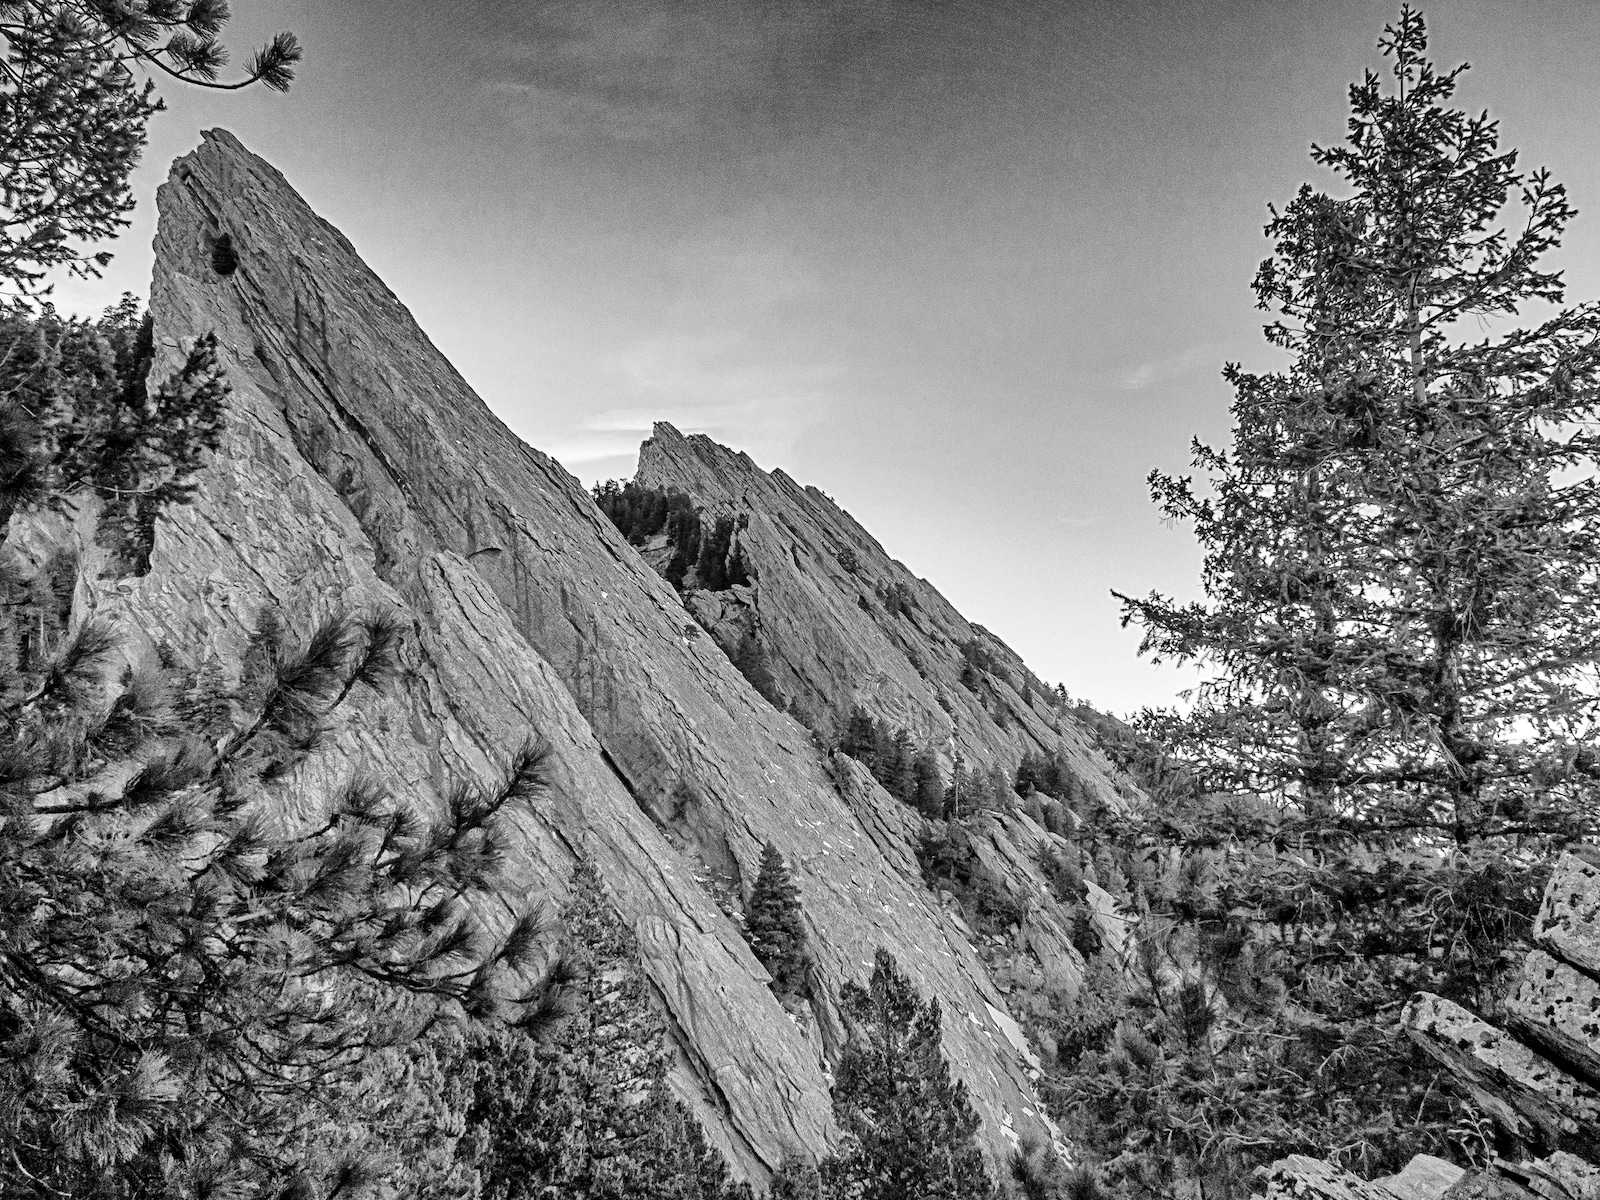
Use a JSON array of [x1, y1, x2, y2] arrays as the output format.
[[59, 0, 1600, 716]]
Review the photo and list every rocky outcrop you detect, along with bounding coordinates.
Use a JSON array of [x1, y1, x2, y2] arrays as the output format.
[[1534, 853, 1600, 981], [627, 422, 1151, 1115], [1258, 1154, 1466, 1199], [632, 423, 1125, 804], [1401, 994, 1600, 1160], [1507, 951, 1600, 1094], [1263, 850, 1600, 1200], [53, 129, 1138, 1180]]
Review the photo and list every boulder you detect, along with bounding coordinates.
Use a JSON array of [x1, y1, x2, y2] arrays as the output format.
[[1374, 1155, 1468, 1200], [1506, 950, 1600, 1086], [1535, 854, 1600, 982], [1403, 994, 1600, 1160], [1260, 1153, 1402, 1198]]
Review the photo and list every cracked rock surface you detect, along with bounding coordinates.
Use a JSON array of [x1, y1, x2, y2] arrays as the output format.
[[634, 422, 1126, 799]]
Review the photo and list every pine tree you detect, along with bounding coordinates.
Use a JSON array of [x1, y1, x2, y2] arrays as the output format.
[[733, 630, 784, 708], [1014, 751, 1048, 798], [769, 1159, 825, 1200], [0, 300, 228, 570], [838, 704, 877, 765], [1120, 6, 1600, 853], [0, 605, 558, 1198], [1101, 7, 1599, 1185], [884, 728, 917, 805], [744, 842, 810, 1004], [0, 2, 300, 295], [665, 507, 702, 590], [461, 856, 752, 1200], [822, 949, 992, 1200], [945, 753, 969, 820], [912, 748, 945, 819]]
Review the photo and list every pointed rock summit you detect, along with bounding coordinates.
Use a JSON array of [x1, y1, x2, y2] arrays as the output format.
[[103, 129, 1133, 1179]]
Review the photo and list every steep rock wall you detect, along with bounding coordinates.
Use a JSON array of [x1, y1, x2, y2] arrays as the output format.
[[633, 423, 1123, 804], [90, 129, 1094, 1178]]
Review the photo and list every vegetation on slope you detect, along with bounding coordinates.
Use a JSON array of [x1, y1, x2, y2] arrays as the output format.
[[593, 480, 752, 592], [1058, 8, 1600, 1196], [7, 3, 1599, 1198]]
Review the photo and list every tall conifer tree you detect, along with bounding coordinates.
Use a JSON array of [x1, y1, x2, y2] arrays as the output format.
[[1100, 6, 1600, 1186], [744, 842, 810, 1003], [822, 949, 991, 1200], [1119, 5, 1600, 850], [461, 857, 751, 1200]]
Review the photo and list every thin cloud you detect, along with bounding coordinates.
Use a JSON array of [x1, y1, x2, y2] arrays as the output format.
[[473, 0, 1009, 150], [1116, 343, 1223, 391]]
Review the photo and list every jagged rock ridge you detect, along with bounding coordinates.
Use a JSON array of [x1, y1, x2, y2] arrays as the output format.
[[70, 129, 1139, 1179], [628, 422, 1140, 1013], [633, 423, 1120, 803]]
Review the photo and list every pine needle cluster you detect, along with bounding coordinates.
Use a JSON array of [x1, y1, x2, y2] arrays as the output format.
[[457, 857, 753, 1200], [0, 299, 227, 570], [0, 1, 300, 295], [0, 599, 560, 1196]]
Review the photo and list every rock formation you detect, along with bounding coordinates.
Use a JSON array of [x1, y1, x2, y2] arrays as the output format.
[[38, 129, 1143, 1181], [621, 421, 1141, 1005], [1263, 850, 1600, 1200], [632, 422, 1117, 800]]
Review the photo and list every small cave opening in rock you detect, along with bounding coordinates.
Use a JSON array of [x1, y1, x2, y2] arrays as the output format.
[[210, 231, 239, 276]]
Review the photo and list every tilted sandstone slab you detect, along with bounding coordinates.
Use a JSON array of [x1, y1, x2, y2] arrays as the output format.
[[1535, 854, 1600, 982], [1403, 993, 1600, 1160], [119, 128, 1065, 1177], [1265, 855, 1600, 1199], [1261, 1152, 1465, 1200], [1507, 950, 1600, 1087], [1446, 1153, 1600, 1199], [1439, 1171, 1541, 1199], [1517, 1151, 1600, 1199], [632, 423, 1148, 1088], [633, 422, 1130, 806]]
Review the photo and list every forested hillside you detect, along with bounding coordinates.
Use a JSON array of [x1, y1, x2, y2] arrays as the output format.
[[2, 5, 1598, 1200]]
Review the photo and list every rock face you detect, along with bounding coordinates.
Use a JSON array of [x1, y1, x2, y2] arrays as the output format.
[[1401, 994, 1600, 1160], [73, 129, 1137, 1180], [1507, 951, 1600, 1088], [1257, 1154, 1467, 1200], [1263, 850, 1600, 1200], [633, 423, 1121, 803], [625, 423, 1149, 1013]]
